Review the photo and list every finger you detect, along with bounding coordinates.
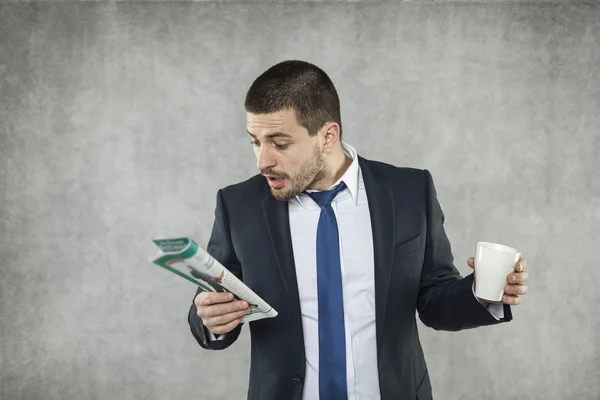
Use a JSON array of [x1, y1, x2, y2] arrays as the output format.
[[516, 258, 528, 272], [195, 291, 234, 307], [205, 291, 236, 305], [507, 271, 529, 284], [208, 318, 243, 335], [204, 309, 250, 328], [504, 284, 528, 295], [502, 294, 521, 306], [199, 300, 248, 318], [199, 300, 249, 318], [467, 257, 475, 269]]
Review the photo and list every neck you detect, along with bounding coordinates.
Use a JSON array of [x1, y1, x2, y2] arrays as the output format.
[[330, 152, 352, 184], [311, 145, 352, 190]]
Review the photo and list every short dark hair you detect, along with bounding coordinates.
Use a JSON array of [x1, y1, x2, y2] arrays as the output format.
[[244, 60, 342, 138]]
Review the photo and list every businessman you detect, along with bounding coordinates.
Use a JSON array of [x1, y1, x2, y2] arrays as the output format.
[[188, 60, 530, 400]]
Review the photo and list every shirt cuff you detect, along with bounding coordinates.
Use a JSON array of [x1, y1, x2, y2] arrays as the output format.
[[472, 282, 505, 320], [207, 329, 226, 341]]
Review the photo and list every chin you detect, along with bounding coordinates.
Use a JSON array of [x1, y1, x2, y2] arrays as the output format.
[[270, 185, 302, 202], [271, 189, 292, 202]]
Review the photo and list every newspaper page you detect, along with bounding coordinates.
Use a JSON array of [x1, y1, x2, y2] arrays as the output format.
[[148, 237, 278, 323]]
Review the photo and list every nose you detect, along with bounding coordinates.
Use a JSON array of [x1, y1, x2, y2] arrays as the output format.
[[257, 146, 276, 171]]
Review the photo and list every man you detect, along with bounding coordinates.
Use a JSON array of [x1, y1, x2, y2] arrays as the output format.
[[187, 60, 530, 400]]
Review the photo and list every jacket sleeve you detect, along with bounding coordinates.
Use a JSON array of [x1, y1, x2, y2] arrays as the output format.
[[416, 169, 512, 331], [188, 189, 243, 350]]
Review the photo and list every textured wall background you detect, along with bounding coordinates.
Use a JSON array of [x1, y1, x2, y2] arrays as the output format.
[[1, 1, 599, 399]]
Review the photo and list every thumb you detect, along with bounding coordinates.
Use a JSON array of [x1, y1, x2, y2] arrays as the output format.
[[467, 257, 475, 269]]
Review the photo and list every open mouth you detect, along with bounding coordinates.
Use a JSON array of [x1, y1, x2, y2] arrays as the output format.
[[265, 176, 286, 188]]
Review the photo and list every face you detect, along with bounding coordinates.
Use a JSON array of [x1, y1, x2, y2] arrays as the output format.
[[247, 109, 331, 201]]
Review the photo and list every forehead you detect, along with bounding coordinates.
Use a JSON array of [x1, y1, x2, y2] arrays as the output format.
[[246, 109, 303, 136]]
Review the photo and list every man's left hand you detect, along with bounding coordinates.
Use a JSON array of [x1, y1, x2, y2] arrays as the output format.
[[467, 257, 529, 306]]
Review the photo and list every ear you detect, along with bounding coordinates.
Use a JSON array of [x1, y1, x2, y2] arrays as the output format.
[[322, 123, 341, 152]]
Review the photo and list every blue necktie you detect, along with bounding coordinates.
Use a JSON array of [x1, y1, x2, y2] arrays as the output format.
[[306, 182, 348, 400]]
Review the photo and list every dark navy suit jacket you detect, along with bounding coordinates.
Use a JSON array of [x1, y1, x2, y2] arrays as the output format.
[[188, 156, 511, 400]]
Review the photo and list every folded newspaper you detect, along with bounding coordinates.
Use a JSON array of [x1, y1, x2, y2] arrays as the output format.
[[148, 237, 278, 323]]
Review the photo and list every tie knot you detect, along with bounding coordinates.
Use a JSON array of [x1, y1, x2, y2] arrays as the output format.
[[305, 182, 347, 207]]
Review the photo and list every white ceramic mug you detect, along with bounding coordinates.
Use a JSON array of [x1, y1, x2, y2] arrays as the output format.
[[474, 242, 521, 302]]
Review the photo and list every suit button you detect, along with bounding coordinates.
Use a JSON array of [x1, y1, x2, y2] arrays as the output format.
[[292, 374, 303, 385]]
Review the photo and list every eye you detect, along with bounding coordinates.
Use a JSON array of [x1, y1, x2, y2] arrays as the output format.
[[250, 139, 260, 147], [274, 143, 289, 150]]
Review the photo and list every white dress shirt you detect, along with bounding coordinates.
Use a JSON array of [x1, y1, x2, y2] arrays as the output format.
[[211, 142, 504, 399], [289, 142, 380, 399]]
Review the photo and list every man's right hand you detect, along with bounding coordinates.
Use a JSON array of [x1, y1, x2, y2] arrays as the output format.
[[194, 292, 250, 335]]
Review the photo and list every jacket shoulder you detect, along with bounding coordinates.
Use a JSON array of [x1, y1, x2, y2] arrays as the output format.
[[359, 156, 428, 184], [217, 174, 268, 210]]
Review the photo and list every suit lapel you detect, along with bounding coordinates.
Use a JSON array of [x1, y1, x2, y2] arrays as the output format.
[[358, 156, 395, 353], [262, 194, 303, 333]]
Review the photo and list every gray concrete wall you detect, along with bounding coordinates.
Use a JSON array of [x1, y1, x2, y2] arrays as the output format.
[[1, 2, 598, 399]]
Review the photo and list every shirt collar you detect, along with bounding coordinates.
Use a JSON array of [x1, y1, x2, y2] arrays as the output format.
[[294, 141, 360, 208]]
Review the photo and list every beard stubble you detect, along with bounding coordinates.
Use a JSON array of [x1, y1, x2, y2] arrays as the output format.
[[265, 143, 330, 201]]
